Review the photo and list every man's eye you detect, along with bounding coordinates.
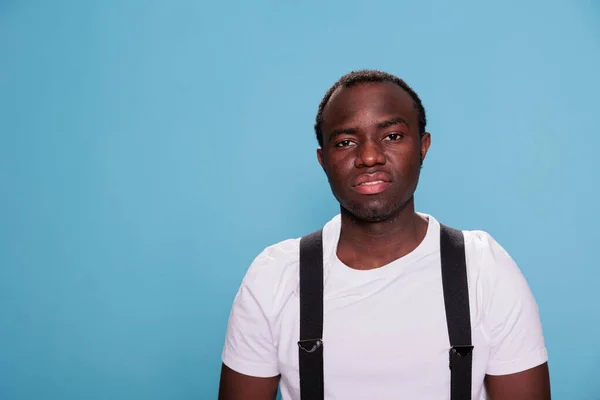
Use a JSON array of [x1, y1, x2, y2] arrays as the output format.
[[385, 133, 403, 141], [336, 139, 353, 147]]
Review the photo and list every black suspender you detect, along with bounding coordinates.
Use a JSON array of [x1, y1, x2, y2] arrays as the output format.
[[298, 224, 473, 400], [298, 229, 325, 400], [440, 224, 474, 400]]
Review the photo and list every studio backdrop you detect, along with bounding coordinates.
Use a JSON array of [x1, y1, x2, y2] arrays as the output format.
[[1, 1, 599, 399]]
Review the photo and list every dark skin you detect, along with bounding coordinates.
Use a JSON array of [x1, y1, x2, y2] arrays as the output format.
[[218, 364, 279, 400], [218, 82, 551, 399], [317, 82, 430, 270]]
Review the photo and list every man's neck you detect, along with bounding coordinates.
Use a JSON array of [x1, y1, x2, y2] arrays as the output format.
[[336, 201, 428, 270]]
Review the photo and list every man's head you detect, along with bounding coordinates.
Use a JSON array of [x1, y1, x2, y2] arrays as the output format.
[[315, 70, 431, 222]]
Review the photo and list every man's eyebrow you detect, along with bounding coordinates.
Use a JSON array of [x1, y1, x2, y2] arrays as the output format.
[[377, 117, 409, 129], [329, 126, 358, 137], [328, 117, 408, 138]]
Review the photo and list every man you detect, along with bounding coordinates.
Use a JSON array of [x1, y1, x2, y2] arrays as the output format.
[[219, 70, 550, 399]]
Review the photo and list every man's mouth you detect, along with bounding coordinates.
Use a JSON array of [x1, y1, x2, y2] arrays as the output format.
[[358, 180, 385, 186], [354, 180, 391, 195]]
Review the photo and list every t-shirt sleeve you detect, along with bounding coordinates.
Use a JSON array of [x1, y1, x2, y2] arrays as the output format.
[[221, 250, 280, 378], [478, 233, 548, 376]]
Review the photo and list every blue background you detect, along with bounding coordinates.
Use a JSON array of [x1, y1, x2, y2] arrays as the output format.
[[1, 1, 599, 399]]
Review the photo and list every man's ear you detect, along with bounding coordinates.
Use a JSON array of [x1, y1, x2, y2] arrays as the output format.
[[317, 148, 326, 172], [420, 132, 431, 165]]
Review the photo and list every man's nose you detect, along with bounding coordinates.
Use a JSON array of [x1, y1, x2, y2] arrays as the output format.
[[355, 140, 386, 168]]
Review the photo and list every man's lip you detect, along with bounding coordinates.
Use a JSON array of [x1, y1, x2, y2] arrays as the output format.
[[353, 172, 392, 187], [353, 180, 391, 195]]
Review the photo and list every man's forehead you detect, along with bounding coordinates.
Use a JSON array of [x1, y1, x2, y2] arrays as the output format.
[[323, 82, 416, 125]]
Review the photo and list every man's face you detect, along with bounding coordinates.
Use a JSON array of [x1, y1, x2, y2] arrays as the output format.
[[317, 82, 431, 222]]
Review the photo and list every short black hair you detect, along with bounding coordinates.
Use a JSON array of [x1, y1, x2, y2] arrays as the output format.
[[314, 69, 427, 147]]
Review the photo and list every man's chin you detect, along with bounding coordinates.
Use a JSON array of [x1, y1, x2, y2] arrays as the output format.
[[341, 204, 396, 223]]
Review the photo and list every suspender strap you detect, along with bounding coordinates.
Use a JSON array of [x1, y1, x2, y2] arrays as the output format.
[[298, 229, 324, 400], [440, 224, 473, 400], [298, 225, 472, 400]]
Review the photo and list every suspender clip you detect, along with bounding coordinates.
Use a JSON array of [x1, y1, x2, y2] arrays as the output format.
[[449, 345, 474, 370], [298, 339, 323, 353], [451, 345, 474, 358]]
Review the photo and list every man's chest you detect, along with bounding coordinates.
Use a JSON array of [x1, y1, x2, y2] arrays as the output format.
[[272, 269, 490, 399]]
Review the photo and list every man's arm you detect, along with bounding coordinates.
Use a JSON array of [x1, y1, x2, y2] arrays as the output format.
[[473, 232, 550, 398], [218, 364, 280, 400], [485, 361, 551, 399], [220, 245, 290, 399]]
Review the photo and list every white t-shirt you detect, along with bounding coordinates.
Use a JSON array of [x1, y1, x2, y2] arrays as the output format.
[[222, 214, 548, 399]]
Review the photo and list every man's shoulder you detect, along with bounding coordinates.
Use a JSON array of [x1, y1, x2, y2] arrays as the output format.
[[459, 227, 521, 280], [241, 216, 341, 296], [462, 228, 497, 251], [231, 237, 302, 311], [429, 215, 504, 262], [254, 236, 302, 268], [245, 236, 301, 281]]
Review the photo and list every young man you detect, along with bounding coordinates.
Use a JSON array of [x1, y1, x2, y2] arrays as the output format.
[[218, 70, 550, 399]]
